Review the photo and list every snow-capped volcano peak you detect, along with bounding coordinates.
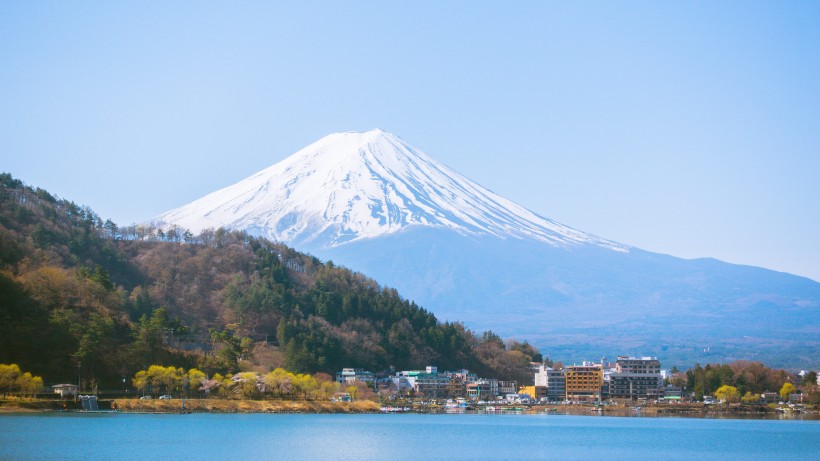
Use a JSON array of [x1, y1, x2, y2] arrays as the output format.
[[153, 129, 626, 251]]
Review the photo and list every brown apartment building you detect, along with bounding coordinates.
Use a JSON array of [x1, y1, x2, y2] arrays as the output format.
[[565, 364, 603, 402]]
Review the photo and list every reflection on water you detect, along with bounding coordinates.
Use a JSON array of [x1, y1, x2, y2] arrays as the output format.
[[0, 412, 818, 460]]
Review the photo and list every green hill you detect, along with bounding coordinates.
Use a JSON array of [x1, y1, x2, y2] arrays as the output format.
[[0, 173, 539, 389]]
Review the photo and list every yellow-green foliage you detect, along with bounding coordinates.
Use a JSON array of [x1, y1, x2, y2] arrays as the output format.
[[132, 365, 206, 396], [233, 372, 260, 399], [714, 385, 740, 403], [134, 365, 342, 401], [780, 382, 797, 401], [0, 364, 44, 397], [741, 392, 760, 403], [0, 364, 21, 395]]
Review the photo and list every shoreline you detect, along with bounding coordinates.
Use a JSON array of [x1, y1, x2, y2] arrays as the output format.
[[1, 399, 816, 420]]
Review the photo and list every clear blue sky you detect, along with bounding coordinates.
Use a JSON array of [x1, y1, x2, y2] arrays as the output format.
[[2, 2, 818, 282]]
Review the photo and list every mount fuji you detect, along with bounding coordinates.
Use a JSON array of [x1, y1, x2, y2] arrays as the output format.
[[155, 129, 625, 251], [153, 129, 820, 368]]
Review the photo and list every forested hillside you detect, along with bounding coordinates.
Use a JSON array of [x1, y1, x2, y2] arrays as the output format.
[[0, 173, 539, 389]]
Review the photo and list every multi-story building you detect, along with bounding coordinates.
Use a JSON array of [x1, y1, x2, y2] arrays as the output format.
[[466, 379, 498, 400], [415, 373, 451, 398], [547, 368, 566, 401], [615, 356, 661, 375], [498, 380, 518, 396], [608, 356, 662, 400], [534, 364, 549, 387], [564, 363, 603, 402], [445, 375, 467, 399], [391, 366, 453, 398], [534, 364, 567, 401], [335, 368, 375, 385]]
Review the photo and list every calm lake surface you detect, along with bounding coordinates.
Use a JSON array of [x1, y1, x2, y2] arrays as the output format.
[[1, 412, 818, 460]]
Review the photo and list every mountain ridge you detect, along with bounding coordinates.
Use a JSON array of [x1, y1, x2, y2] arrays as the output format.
[[151, 130, 820, 368]]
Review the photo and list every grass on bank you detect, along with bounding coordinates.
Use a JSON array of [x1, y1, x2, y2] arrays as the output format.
[[112, 398, 381, 413]]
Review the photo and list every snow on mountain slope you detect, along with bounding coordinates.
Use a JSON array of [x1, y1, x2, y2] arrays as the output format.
[[150, 128, 820, 368], [153, 129, 627, 251]]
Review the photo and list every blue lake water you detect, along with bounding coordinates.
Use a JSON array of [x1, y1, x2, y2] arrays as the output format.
[[1, 412, 818, 460]]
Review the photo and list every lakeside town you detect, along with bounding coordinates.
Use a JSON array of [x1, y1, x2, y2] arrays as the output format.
[[335, 356, 818, 414], [3, 355, 818, 417]]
